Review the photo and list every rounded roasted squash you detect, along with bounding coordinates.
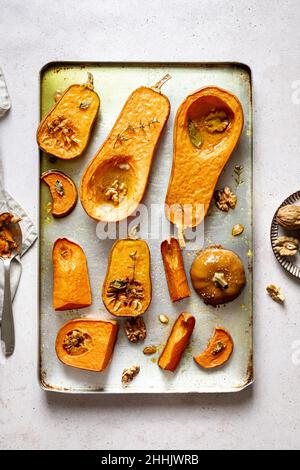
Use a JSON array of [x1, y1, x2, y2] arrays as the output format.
[[56, 318, 118, 372], [194, 327, 233, 369], [80, 75, 171, 222], [165, 86, 243, 232], [41, 170, 77, 217], [102, 239, 151, 317], [190, 246, 246, 306], [37, 73, 100, 159], [53, 238, 92, 311], [158, 312, 195, 372]]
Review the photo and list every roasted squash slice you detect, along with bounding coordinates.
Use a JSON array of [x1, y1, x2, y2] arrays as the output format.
[[165, 86, 243, 234], [80, 75, 171, 222], [53, 238, 92, 311], [102, 239, 151, 317], [56, 318, 118, 372], [194, 327, 233, 369], [41, 170, 77, 217], [37, 73, 100, 159], [158, 312, 195, 372], [161, 238, 190, 302]]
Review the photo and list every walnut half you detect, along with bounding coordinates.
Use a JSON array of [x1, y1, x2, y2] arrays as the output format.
[[121, 364, 140, 385], [274, 236, 299, 257], [266, 284, 285, 303], [214, 186, 237, 212], [124, 317, 146, 343]]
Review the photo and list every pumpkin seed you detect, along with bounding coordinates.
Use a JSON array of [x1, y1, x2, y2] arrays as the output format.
[[232, 223, 244, 237], [159, 314, 169, 324], [143, 345, 157, 355]]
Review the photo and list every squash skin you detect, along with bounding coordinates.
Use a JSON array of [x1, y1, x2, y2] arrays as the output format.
[[80, 85, 170, 222], [37, 76, 100, 159], [194, 327, 233, 369], [165, 86, 244, 228], [102, 239, 151, 317], [41, 170, 77, 217], [158, 312, 195, 372], [53, 238, 92, 311], [55, 318, 118, 372], [161, 238, 190, 302]]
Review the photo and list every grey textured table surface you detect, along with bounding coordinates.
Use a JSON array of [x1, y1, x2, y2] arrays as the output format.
[[1, 0, 300, 450]]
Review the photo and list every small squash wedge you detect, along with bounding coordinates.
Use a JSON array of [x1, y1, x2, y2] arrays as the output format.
[[102, 239, 151, 317], [37, 73, 100, 159], [165, 86, 243, 233], [158, 312, 195, 372], [80, 75, 171, 222], [53, 238, 92, 311], [161, 237, 190, 302], [55, 318, 118, 372], [41, 170, 77, 217], [194, 327, 233, 369]]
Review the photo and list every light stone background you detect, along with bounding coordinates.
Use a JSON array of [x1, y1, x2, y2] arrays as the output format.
[[0, 0, 300, 450]]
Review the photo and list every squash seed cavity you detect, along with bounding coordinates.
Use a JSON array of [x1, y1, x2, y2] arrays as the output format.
[[63, 329, 92, 356]]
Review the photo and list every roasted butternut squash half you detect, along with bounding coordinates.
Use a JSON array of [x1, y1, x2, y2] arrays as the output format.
[[194, 327, 233, 369], [102, 239, 151, 317], [56, 318, 118, 372], [158, 312, 195, 372], [41, 170, 77, 217], [80, 75, 171, 222], [165, 86, 243, 232], [37, 73, 100, 159], [53, 238, 92, 311], [161, 237, 190, 302]]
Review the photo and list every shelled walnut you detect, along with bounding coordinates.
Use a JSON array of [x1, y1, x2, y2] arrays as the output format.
[[121, 364, 140, 385], [266, 284, 285, 303], [274, 236, 299, 257], [124, 317, 146, 343], [214, 186, 237, 212]]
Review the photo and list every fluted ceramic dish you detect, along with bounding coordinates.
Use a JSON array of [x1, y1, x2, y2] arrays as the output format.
[[270, 190, 300, 278]]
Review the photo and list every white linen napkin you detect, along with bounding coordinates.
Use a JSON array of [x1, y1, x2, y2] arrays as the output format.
[[0, 189, 38, 322], [0, 66, 37, 321]]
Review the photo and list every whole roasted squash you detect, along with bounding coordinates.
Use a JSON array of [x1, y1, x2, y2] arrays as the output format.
[[165, 86, 243, 234], [37, 73, 100, 159], [53, 238, 92, 311], [80, 75, 171, 222], [56, 318, 118, 372], [102, 239, 151, 317]]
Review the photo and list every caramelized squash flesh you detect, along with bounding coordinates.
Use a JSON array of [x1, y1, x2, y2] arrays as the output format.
[[102, 239, 151, 317], [165, 86, 243, 229], [53, 238, 92, 311], [81, 79, 170, 222], [56, 319, 118, 372], [37, 74, 100, 159]]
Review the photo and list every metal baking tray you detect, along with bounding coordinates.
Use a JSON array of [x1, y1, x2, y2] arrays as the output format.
[[39, 62, 253, 393]]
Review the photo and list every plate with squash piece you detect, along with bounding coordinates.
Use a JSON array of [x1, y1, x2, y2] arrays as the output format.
[[271, 190, 300, 278], [38, 62, 253, 393]]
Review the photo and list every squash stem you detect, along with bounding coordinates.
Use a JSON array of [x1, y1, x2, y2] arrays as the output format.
[[85, 72, 94, 89], [177, 225, 186, 248], [152, 74, 171, 93]]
